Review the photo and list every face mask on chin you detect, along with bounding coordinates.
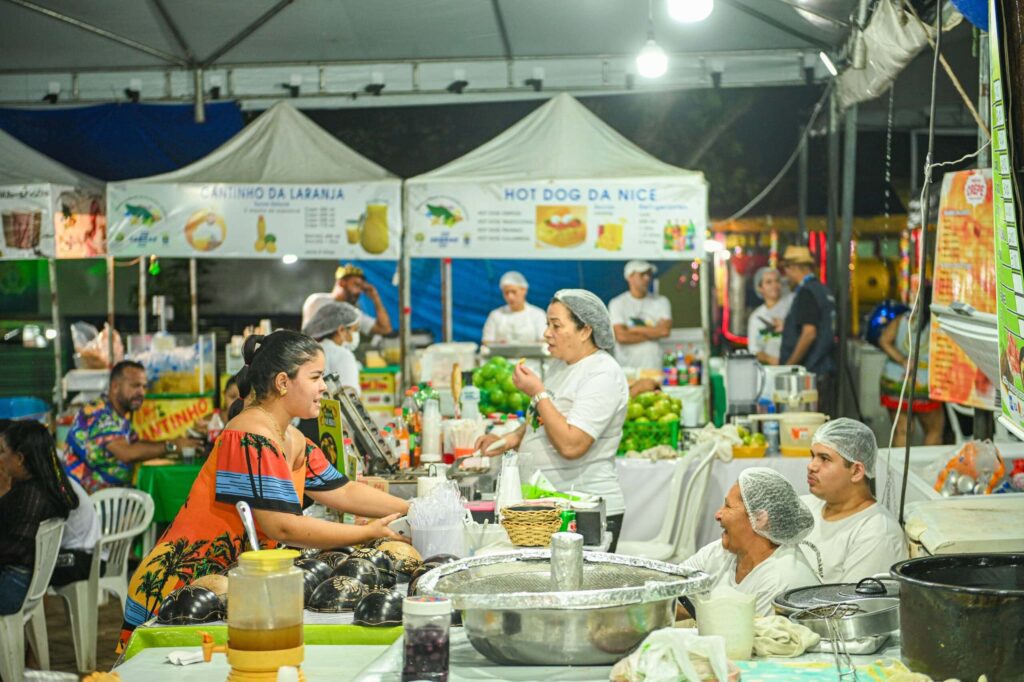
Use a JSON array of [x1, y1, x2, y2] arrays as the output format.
[[343, 331, 360, 351]]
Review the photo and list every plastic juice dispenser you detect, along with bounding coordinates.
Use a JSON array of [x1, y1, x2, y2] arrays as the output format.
[[203, 548, 305, 681], [724, 352, 764, 418]]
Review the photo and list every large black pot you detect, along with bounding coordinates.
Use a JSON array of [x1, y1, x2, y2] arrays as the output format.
[[890, 553, 1024, 681]]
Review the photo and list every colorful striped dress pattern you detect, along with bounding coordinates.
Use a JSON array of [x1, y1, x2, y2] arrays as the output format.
[[118, 429, 347, 649]]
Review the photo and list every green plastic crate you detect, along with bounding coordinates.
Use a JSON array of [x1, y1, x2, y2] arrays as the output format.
[[618, 420, 680, 454]]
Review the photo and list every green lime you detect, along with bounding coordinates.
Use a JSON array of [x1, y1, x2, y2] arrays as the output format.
[[489, 389, 506, 408], [507, 392, 524, 412], [627, 403, 645, 420], [501, 376, 516, 394]]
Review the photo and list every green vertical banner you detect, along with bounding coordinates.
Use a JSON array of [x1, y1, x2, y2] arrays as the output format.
[[991, 0, 1024, 431]]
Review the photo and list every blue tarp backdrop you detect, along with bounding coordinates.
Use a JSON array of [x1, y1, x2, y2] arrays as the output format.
[[0, 102, 244, 180], [0, 102, 683, 342]]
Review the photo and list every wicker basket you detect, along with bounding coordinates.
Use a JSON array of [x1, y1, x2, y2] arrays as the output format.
[[500, 506, 563, 547]]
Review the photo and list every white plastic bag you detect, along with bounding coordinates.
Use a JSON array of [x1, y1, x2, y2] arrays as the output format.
[[609, 628, 740, 682]]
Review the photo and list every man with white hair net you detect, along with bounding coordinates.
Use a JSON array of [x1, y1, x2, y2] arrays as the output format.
[[607, 260, 672, 372], [800, 418, 907, 582], [680, 467, 820, 616], [302, 301, 363, 396], [475, 289, 630, 550], [481, 271, 548, 345]]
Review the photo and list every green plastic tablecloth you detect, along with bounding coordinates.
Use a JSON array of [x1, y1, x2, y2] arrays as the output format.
[[135, 463, 203, 523], [122, 624, 402, 661]]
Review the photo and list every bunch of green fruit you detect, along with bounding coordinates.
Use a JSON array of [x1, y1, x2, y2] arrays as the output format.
[[471, 356, 530, 414], [736, 425, 768, 447], [620, 391, 681, 452]]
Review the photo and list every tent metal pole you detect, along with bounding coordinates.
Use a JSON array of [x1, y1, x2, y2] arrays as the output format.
[[826, 90, 840, 295], [151, 0, 196, 63], [49, 259, 64, 414], [441, 258, 453, 342], [977, 31, 990, 168], [200, 0, 297, 68], [138, 258, 147, 335], [106, 255, 115, 367], [716, 0, 830, 50], [797, 124, 809, 242], [193, 68, 206, 124], [400, 199, 412, 390], [2, 0, 188, 66], [699, 257, 712, 417], [189, 257, 198, 338], [838, 103, 858, 418]]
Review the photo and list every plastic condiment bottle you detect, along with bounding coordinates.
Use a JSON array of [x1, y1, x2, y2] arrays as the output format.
[[402, 596, 451, 682], [420, 398, 443, 463], [393, 408, 411, 469]]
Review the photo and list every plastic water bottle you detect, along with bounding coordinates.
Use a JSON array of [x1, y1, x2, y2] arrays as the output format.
[[764, 406, 781, 457], [207, 409, 224, 444]]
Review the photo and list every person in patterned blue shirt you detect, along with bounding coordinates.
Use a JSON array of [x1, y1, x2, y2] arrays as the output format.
[[63, 361, 202, 493]]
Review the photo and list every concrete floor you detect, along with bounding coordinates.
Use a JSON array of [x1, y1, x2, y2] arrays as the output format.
[[33, 594, 124, 675]]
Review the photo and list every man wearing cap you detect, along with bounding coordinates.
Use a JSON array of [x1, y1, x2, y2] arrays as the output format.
[[800, 418, 907, 583], [778, 246, 836, 408], [301, 264, 393, 339], [607, 260, 672, 371], [481, 271, 548, 345]]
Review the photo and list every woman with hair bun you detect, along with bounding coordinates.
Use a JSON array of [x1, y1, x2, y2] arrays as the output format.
[[118, 330, 409, 649], [0, 421, 79, 614]]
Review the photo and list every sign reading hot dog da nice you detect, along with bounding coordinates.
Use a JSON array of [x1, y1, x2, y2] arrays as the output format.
[[405, 180, 706, 260]]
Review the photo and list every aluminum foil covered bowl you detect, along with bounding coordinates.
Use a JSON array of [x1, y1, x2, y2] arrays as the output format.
[[416, 540, 710, 666]]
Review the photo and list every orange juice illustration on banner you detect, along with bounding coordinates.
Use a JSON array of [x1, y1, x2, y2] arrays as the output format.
[[596, 220, 624, 251], [360, 202, 389, 254]]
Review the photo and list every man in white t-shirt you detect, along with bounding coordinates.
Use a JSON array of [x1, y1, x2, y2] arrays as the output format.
[[800, 418, 907, 583], [680, 468, 819, 616], [607, 260, 672, 371], [481, 271, 548, 345], [301, 263, 392, 339]]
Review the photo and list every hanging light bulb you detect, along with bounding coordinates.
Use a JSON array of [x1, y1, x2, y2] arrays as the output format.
[[667, 0, 714, 23], [636, 38, 668, 78]]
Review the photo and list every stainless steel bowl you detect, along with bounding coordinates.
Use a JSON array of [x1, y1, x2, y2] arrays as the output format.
[[417, 549, 710, 666]]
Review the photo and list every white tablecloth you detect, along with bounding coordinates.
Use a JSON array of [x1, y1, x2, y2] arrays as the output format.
[[113, 645, 388, 681], [616, 458, 686, 542], [695, 456, 811, 549]]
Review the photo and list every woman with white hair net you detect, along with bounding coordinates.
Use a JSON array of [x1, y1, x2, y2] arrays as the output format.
[[680, 467, 820, 616], [800, 418, 907, 583], [475, 289, 630, 550], [746, 266, 793, 365], [302, 301, 363, 395], [481, 271, 548, 345]]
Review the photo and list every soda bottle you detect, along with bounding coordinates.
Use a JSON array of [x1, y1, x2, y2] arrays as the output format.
[[393, 407, 410, 469]]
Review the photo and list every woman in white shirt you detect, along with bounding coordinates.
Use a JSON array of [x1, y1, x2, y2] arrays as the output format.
[[475, 289, 629, 550], [680, 468, 819, 616], [746, 267, 793, 366], [302, 301, 362, 396], [801, 418, 907, 583], [481, 271, 548, 345]]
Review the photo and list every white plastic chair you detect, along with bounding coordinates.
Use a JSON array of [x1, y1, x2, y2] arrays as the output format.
[[52, 488, 153, 672], [667, 448, 718, 563], [0, 517, 65, 682], [617, 456, 693, 561]]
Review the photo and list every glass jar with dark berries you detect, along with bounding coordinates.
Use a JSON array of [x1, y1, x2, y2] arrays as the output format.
[[402, 596, 451, 682]]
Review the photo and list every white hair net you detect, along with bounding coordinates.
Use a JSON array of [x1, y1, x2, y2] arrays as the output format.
[[738, 467, 814, 545], [499, 271, 529, 289], [811, 417, 878, 478], [302, 301, 361, 341], [553, 288, 615, 352]]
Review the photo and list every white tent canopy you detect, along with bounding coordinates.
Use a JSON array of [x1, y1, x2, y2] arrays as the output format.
[[141, 101, 396, 184], [416, 92, 705, 183], [0, 128, 99, 188], [0, 128, 103, 260], [107, 102, 402, 259], [405, 93, 707, 261]]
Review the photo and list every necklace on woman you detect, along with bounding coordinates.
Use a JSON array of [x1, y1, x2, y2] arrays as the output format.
[[249, 404, 289, 449]]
